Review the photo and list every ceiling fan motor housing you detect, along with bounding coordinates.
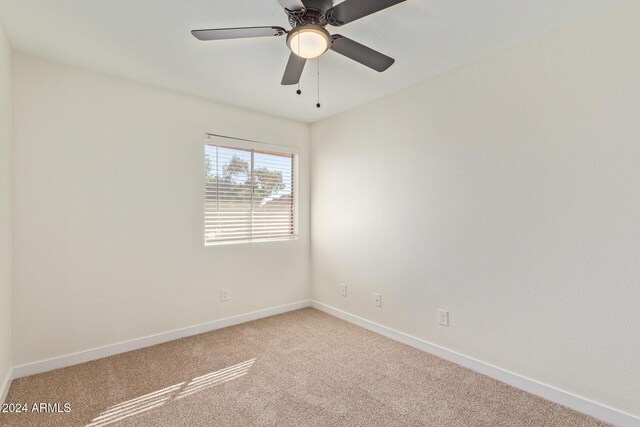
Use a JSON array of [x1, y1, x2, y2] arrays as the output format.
[[286, 0, 333, 28]]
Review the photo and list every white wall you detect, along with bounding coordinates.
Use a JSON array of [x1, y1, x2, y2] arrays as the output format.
[[311, 1, 640, 417], [0, 21, 12, 396], [11, 53, 310, 365]]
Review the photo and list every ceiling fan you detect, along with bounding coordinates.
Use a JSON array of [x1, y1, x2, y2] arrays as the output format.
[[191, 0, 406, 86]]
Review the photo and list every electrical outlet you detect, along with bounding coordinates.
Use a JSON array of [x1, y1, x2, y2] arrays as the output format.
[[374, 293, 382, 307], [438, 309, 449, 326], [340, 284, 347, 297], [221, 289, 229, 302]]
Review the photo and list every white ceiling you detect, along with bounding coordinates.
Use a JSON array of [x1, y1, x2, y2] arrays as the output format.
[[0, 0, 622, 123]]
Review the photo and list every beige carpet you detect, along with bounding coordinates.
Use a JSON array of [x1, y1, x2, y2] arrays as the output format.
[[1, 308, 606, 426]]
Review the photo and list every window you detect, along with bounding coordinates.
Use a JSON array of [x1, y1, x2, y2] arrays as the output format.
[[204, 135, 297, 245]]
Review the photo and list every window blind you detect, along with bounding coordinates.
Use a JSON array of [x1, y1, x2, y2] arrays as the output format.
[[204, 139, 296, 244]]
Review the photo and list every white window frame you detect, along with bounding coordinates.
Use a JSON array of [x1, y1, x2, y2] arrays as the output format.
[[204, 133, 299, 246]]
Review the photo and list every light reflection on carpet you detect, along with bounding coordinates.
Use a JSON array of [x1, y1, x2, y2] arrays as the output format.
[[85, 358, 256, 427]]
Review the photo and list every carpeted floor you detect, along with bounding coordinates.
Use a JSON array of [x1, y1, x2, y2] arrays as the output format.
[[1, 308, 607, 426]]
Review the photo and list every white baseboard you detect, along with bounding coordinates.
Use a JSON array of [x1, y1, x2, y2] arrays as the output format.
[[11, 300, 311, 380], [311, 301, 639, 427], [1, 368, 11, 405]]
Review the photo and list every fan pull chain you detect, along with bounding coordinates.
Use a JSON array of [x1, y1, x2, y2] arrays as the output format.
[[296, 35, 302, 95], [316, 57, 321, 108]]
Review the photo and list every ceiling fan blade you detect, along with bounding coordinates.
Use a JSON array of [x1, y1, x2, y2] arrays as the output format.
[[301, 0, 333, 12], [192, 26, 286, 41], [277, 0, 306, 11], [327, 0, 406, 26], [330, 35, 395, 72], [281, 53, 307, 85]]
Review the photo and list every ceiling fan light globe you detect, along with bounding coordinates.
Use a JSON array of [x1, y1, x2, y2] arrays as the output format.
[[287, 25, 330, 59]]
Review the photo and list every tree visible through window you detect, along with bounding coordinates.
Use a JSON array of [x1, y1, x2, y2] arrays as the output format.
[[204, 138, 296, 244]]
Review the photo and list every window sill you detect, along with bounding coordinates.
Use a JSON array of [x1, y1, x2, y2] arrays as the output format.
[[205, 235, 298, 247]]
